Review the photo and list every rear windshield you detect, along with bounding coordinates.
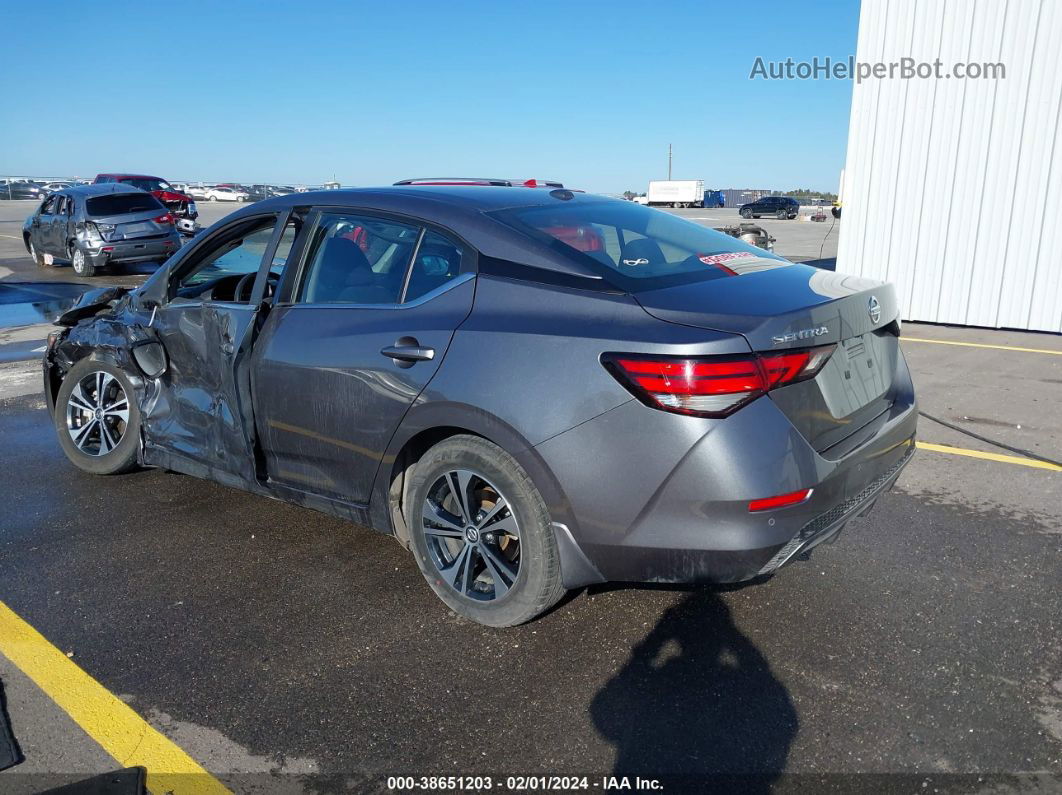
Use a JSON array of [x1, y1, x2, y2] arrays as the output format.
[[118, 177, 169, 192], [490, 200, 789, 291], [86, 193, 164, 216]]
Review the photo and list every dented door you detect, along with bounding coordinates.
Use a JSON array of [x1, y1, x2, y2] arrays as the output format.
[[138, 212, 294, 487], [144, 300, 261, 484]]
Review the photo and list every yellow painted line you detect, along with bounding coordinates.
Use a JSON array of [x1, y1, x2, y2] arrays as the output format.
[[903, 337, 1062, 355], [0, 600, 230, 794], [916, 441, 1062, 471]]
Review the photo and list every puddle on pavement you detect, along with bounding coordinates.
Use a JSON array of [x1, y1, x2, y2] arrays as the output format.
[[0, 283, 93, 328]]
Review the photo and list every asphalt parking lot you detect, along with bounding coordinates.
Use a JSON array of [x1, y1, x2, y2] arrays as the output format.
[[0, 197, 1059, 793]]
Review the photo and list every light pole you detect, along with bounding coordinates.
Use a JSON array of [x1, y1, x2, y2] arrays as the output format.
[[667, 144, 672, 180]]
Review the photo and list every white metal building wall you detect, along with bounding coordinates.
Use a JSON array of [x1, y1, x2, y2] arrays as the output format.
[[836, 0, 1062, 332]]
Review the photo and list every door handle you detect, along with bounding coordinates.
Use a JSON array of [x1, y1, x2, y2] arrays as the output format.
[[381, 341, 435, 364]]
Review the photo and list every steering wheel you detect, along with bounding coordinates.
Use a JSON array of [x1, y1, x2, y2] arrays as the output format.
[[233, 271, 281, 303], [234, 272, 257, 302]]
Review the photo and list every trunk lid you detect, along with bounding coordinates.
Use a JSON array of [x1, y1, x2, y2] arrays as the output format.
[[93, 209, 172, 242], [634, 264, 902, 452]]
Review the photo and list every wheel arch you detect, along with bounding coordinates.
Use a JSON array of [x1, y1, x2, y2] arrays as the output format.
[[48, 318, 148, 410], [370, 404, 575, 554]]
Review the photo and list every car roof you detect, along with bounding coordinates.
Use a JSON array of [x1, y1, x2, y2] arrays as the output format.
[[96, 174, 163, 180], [208, 185, 617, 281], [63, 184, 152, 197], [256, 185, 590, 211]]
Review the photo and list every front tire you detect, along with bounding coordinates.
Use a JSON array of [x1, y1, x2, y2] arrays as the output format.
[[210, 195, 218, 202], [776, 209, 787, 220], [740, 208, 752, 219], [29, 239, 47, 268], [408, 435, 565, 627], [54, 358, 140, 476]]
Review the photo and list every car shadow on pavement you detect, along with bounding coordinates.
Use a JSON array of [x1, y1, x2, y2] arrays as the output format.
[[589, 590, 797, 792]]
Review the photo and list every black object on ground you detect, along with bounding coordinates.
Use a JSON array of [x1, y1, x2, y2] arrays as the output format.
[[0, 677, 23, 771], [40, 767, 147, 795]]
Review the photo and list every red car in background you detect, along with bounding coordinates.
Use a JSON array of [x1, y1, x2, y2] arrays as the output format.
[[92, 174, 198, 225]]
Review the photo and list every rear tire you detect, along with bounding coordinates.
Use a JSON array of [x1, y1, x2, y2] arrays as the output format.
[[776, 209, 786, 220], [54, 358, 140, 476], [407, 435, 565, 627], [70, 244, 95, 277]]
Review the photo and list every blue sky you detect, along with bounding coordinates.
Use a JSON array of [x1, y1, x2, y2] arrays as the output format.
[[0, 1, 860, 193]]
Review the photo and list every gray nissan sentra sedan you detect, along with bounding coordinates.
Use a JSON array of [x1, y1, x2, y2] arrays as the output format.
[[43, 182, 916, 626]]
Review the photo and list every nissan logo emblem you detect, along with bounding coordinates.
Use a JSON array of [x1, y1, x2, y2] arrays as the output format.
[[868, 296, 882, 324]]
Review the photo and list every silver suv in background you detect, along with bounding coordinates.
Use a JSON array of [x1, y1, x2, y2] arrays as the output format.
[[22, 184, 181, 276]]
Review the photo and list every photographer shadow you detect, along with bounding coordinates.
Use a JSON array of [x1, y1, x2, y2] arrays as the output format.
[[590, 590, 797, 791]]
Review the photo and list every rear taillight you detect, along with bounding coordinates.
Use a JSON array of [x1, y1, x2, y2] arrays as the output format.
[[81, 221, 105, 242], [154, 213, 174, 225], [603, 344, 835, 418], [748, 488, 813, 512]]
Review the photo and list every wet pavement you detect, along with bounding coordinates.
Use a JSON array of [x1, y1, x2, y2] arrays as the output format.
[[0, 325, 1060, 791]]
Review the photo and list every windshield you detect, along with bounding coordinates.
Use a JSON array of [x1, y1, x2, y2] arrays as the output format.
[[490, 200, 789, 290], [118, 177, 170, 192], [86, 193, 164, 216]]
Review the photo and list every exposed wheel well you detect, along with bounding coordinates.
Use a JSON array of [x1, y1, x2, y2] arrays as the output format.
[[387, 426, 486, 548]]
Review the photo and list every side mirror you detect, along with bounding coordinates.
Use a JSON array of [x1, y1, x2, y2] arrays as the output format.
[[133, 271, 170, 312], [130, 339, 168, 379]]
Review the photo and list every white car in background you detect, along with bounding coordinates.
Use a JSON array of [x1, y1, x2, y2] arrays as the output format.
[[203, 186, 249, 202], [40, 181, 75, 195], [182, 184, 212, 200]]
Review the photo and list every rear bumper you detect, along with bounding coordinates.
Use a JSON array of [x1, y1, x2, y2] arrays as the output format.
[[535, 352, 917, 587], [83, 234, 180, 266], [754, 443, 913, 575]]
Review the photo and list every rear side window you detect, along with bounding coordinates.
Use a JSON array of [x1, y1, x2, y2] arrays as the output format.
[[404, 231, 463, 302], [490, 200, 788, 291], [298, 213, 419, 305], [86, 193, 163, 216]]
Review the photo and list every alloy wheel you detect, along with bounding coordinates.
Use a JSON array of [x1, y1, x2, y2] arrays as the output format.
[[421, 469, 520, 602], [66, 370, 129, 456], [72, 248, 87, 275]]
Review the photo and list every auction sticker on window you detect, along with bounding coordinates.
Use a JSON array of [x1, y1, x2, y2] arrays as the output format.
[[697, 251, 787, 275]]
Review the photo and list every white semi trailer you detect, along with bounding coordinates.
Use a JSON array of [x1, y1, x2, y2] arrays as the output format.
[[647, 179, 705, 208]]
